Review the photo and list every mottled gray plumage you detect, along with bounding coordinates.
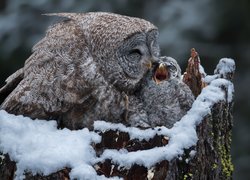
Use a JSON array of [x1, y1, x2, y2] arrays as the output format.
[[0, 12, 194, 130], [0, 12, 160, 130], [132, 57, 194, 128]]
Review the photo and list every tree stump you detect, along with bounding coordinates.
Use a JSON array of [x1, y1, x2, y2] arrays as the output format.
[[0, 49, 235, 180]]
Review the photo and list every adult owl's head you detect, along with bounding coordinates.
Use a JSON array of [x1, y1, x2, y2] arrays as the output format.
[[46, 12, 160, 92]]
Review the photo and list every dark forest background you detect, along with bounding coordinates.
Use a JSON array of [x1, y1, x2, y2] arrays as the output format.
[[0, 0, 249, 179]]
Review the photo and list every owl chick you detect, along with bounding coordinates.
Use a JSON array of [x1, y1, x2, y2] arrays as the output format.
[[0, 12, 160, 130], [135, 56, 194, 128]]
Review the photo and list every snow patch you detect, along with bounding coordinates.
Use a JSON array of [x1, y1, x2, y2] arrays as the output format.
[[94, 121, 170, 141], [204, 74, 218, 84], [199, 64, 206, 77], [189, 150, 196, 158], [214, 58, 235, 78], [0, 111, 101, 180]]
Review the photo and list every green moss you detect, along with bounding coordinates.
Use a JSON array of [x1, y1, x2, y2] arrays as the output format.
[[228, 132, 232, 144], [183, 174, 188, 180], [183, 173, 193, 180], [212, 163, 218, 170], [218, 144, 234, 177]]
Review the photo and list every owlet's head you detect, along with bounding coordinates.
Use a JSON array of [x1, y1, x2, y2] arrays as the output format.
[[153, 56, 182, 84]]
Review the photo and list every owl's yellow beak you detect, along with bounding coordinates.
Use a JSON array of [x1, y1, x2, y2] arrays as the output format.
[[153, 63, 169, 84], [145, 61, 152, 69]]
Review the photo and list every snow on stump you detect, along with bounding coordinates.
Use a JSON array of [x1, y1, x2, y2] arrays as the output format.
[[0, 49, 235, 180]]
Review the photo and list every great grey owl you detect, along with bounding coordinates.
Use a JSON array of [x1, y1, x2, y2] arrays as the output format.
[[130, 56, 194, 128], [0, 12, 160, 130]]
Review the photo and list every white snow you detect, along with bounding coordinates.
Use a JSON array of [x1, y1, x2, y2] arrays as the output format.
[[0, 58, 235, 179], [199, 64, 207, 77], [204, 74, 218, 83], [189, 150, 196, 158], [94, 121, 170, 141], [0, 111, 101, 180], [214, 58, 235, 78]]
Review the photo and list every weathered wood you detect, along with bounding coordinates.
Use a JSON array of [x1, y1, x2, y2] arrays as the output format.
[[183, 48, 206, 97], [0, 154, 71, 180], [94, 130, 169, 180], [0, 154, 16, 180]]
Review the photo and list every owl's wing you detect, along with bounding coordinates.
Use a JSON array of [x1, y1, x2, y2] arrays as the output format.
[[0, 68, 24, 105], [43, 13, 83, 20], [0, 16, 97, 129]]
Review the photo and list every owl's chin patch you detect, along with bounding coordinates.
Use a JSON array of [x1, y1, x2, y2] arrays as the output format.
[[153, 63, 169, 84]]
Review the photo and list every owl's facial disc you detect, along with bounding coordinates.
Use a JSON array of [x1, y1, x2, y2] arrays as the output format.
[[153, 63, 169, 84]]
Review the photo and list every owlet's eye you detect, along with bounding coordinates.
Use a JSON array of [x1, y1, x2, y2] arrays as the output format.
[[169, 65, 177, 72], [169, 66, 178, 78]]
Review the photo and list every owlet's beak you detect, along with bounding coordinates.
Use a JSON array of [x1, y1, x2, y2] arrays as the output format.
[[153, 63, 169, 84]]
